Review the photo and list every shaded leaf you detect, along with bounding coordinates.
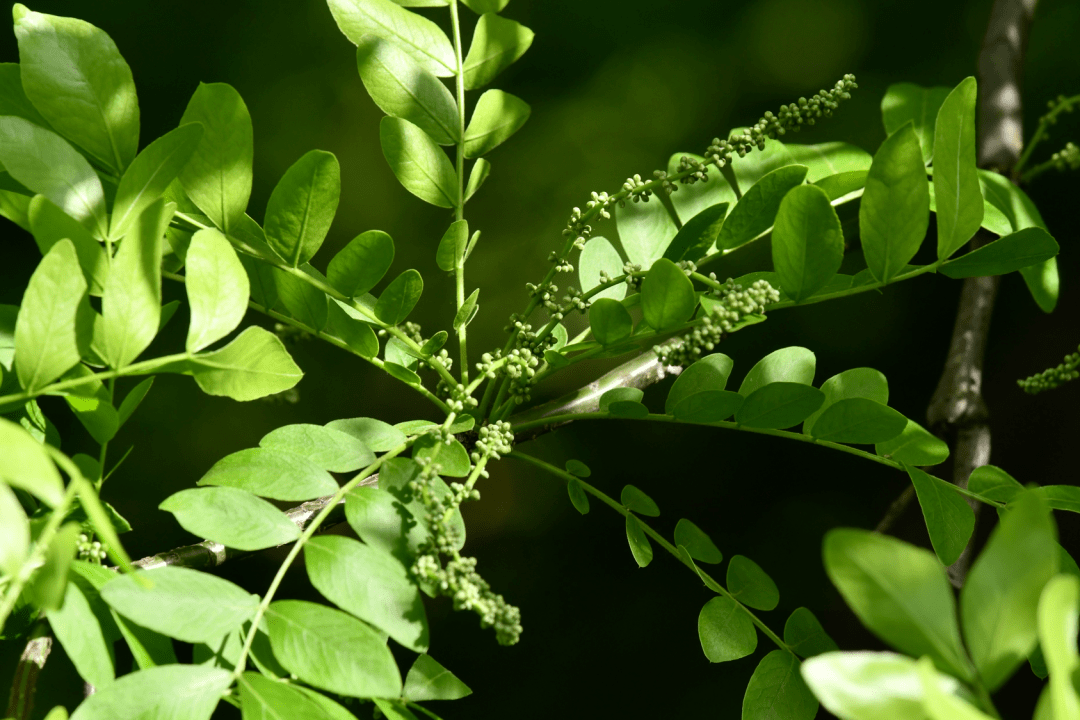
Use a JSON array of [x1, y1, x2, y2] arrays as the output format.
[[675, 519, 722, 564], [717, 165, 807, 251], [567, 477, 590, 515], [771, 184, 844, 302], [640, 258, 696, 331], [735, 383, 825, 430], [743, 650, 818, 720], [881, 83, 952, 163], [784, 608, 838, 658], [621, 484, 659, 516], [28, 195, 108, 295], [664, 202, 729, 262], [380, 117, 457, 208], [264, 150, 341, 267], [727, 555, 779, 611], [908, 465, 976, 566], [625, 515, 653, 567], [589, 298, 633, 345], [462, 13, 533, 90], [940, 227, 1058, 279], [327, 0, 456, 77], [809, 398, 907, 444]]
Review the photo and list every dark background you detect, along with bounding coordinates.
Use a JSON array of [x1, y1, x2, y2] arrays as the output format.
[[2, 0, 1079, 717]]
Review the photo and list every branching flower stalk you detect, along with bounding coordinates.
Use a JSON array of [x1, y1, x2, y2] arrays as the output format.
[[1013, 93, 1080, 177], [1018, 343, 1080, 394]]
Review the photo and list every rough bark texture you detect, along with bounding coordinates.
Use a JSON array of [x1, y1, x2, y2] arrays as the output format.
[[5, 625, 50, 720], [929, 0, 1037, 586]]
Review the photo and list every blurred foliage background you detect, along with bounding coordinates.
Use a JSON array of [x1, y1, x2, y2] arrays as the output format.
[[2, 0, 1079, 717]]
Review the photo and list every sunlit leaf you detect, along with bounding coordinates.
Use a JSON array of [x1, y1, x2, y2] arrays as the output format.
[[933, 77, 982, 260], [159, 486, 301, 552]]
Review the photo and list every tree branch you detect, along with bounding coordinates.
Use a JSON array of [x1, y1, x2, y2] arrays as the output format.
[[5, 623, 51, 720]]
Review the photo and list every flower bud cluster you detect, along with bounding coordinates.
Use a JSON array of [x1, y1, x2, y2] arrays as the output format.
[[439, 380, 479, 412], [413, 554, 522, 646], [621, 174, 653, 206], [1051, 142, 1080, 172], [653, 279, 779, 367], [402, 322, 424, 345], [1018, 344, 1080, 395], [470, 421, 514, 466], [77, 533, 107, 562]]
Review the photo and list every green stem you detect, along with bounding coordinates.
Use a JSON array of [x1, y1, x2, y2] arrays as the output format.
[[230, 442, 411, 680], [508, 451, 795, 656], [96, 378, 115, 490], [509, 412, 1005, 508], [1013, 93, 1080, 176], [450, 0, 469, 387]]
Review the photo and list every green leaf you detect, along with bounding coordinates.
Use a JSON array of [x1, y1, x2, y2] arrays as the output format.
[[357, 36, 458, 146], [111, 123, 203, 241], [933, 78, 982, 260], [0, 61, 50, 127], [674, 519, 722, 564], [598, 387, 643, 412], [465, 158, 490, 201], [736, 383, 824, 430], [306, 535, 428, 652], [621, 484, 659, 516], [67, 665, 231, 720], [26, 521, 79, 611], [260, 424, 374, 473], [771, 184, 844, 302], [327, 0, 456, 77], [1039, 486, 1080, 514], [454, 288, 480, 332], [668, 152, 738, 222], [264, 150, 341, 267], [436, 219, 467, 273], [908, 466, 976, 566], [328, 230, 395, 298], [617, 196, 678, 268], [625, 515, 653, 567], [567, 477, 590, 515], [14, 7, 139, 174], [186, 326, 304, 402], [667, 353, 733, 409], [0, 117, 107, 238], [274, 266, 329, 331], [464, 89, 530, 158], [664, 202, 729, 262], [672, 391, 743, 424], [876, 419, 950, 467], [588, 298, 633, 346], [239, 672, 335, 720], [178, 83, 253, 234], [327, 417, 407, 452], [801, 650, 966, 720], [27, 195, 108, 295], [698, 596, 757, 662], [159, 486, 301, 552], [463, 0, 509, 11], [1038, 575, 1080, 720], [916, 656, 997, 720], [60, 365, 119, 444], [380, 117, 457, 208], [738, 346, 816, 396], [860, 123, 931, 283], [0, 482, 29, 576], [47, 581, 115, 689], [809, 398, 907, 444], [384, 362, 421, 385], [412, 435, 471, 477], [967, 466, 1023, 503], [565, 459, 590, 477], [640, 258, 696, 331], [813, 169, 867, 201], [717, 165, 808, 251], [101, 566, 258, 644], [727, 555, 779, 610], [783, 608, 837, 658], [266, 599, 402, 698], [940, 227, 1058, 279], [198, 446, 336, 501], [881, 83, 952, 164], [462, 13, 533, 90], [109, 610, 178, 669], [326, 301, 380, 358], [375, 269, 424, 325], [802, 367, 888, 436], [185, 228, 248, 352], [99, 199, 168, 368], [823, 528, 973, 681], [14, 239, 88, 390], [404, 654, 472, 701], [743, 650, 818, 720], [578, 236, 627, 302], [961, 489, 1059, 690]]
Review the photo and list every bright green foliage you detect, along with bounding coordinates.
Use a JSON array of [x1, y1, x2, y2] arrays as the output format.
[[0, 418, 66, 509], [618, 195, 678, 268], [186, 327, 304, 401], [329, 230, 396, 298], [625, 515, 653, 567], [875, 419, 950, 466], [698, 596, 757, 662], [264, 150, 341, 267], [275, 267, 330, 330], [717, 165, 807, 251], [437, 220, 467, 272], [463, 13, 533, 90], [621, 485, 659, 516], [961, 490, 1059, 691], [598, 386, 643, 412], [823, 529, 973, 681], [727, 555, 779, 611], [802, 367, 888, 436], [940, 226, 1059, 278], [736, 383, 824, 429], [327, 0, 456, 77], [465, 158, 490, 200], [266, 599, 402, 698], [413, 435, 471, 476], [0, 483, 29, 576], [159, 486, 301, 552], [48, 582, 115, 689], [783, 608, 837, 657], [327, 416, 406, 451], [743, 650, 818, 720], [178, 83, 253, 234], [381, 117, 458, 207], [589, 298, 633, 345], [907, 466, 976, 566], [68, 665, 231, 720], [357, 36, 459, 145], [198, 447, 337, 501], [675, 519, 722, 564], [185, 228, 249, 352], [260, 423, 374, 472], [933, 77, 983, 260], [739, 346, 816, 395], [28, 195, 107, 295], [101, 567, 258, 644], [664, 202, 728, 262], [860, 123, 930, 283], [239, 672, 334, 720], [465, 89, 531, 157], [579, 236, 627, 302], [640, 258, 696, 331], [14, 239, 88, 390], [305, 535, 429, 652], [771, 184, 844, 302], [881, 83, 951, 163], [0, 116, 107, 238], [28, 522, 79, 610], [404, 654, 472, 701], [1037, 575, 1080, 720], [809, 398, 907, 444], [667, 353, 735, 408]]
